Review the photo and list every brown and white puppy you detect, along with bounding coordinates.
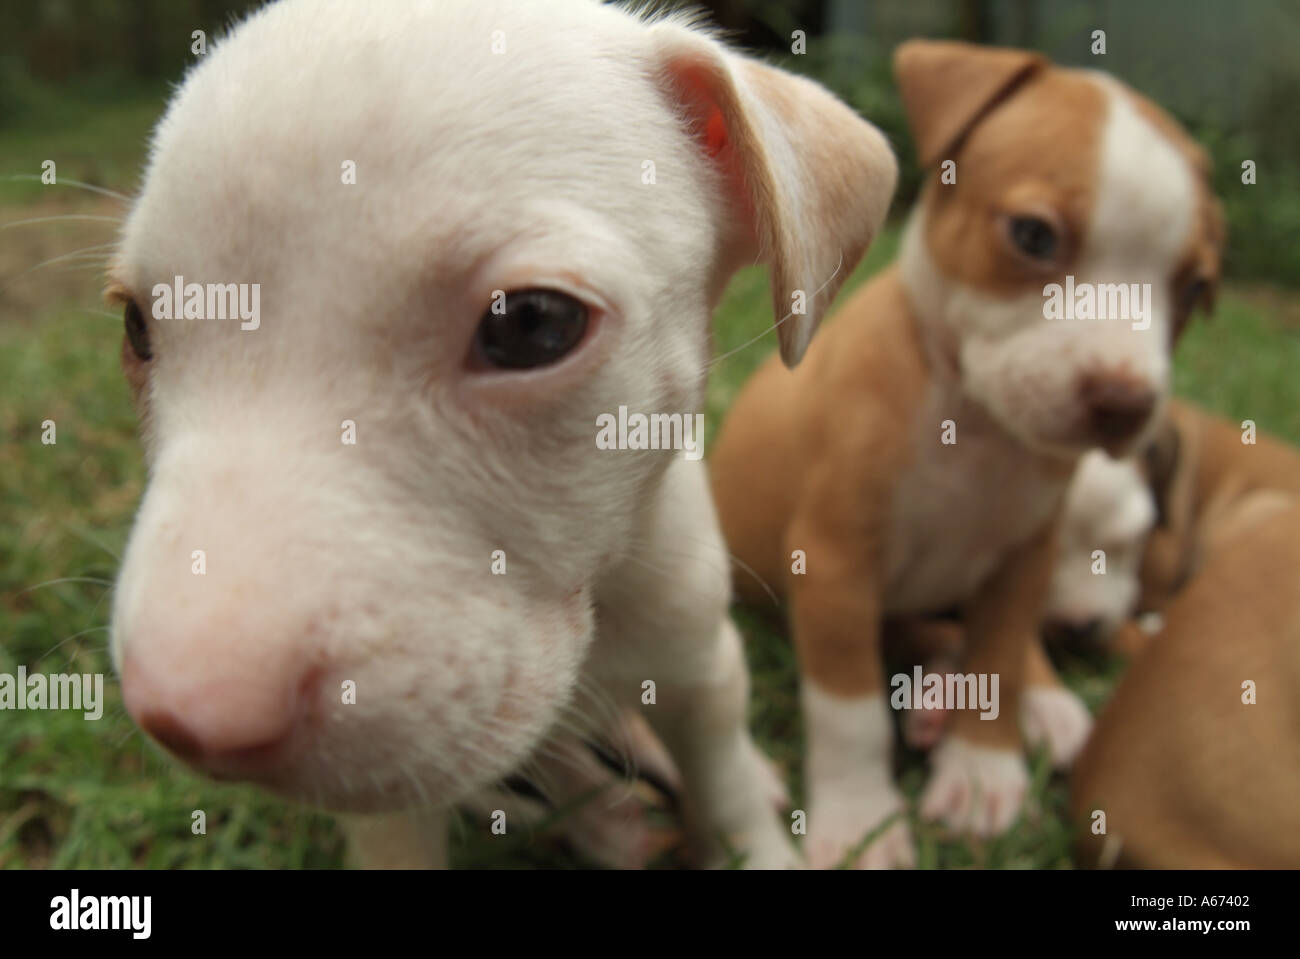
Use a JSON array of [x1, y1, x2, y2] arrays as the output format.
[[710, 41, 1223, 868], [1071, 491, 1300, 868]]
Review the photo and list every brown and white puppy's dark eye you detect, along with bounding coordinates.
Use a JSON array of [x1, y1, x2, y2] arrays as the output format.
[[1171, 275, 1211, 342], [1005, 214, 1060, 262], [1179, 277, 1209, 316], [473, 289, 588, 370], [124, 300, 152, 361]]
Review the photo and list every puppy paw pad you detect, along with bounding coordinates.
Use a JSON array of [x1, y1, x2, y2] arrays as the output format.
[[1022, 686, 1093, 770], [920, 737, 1028, 836]]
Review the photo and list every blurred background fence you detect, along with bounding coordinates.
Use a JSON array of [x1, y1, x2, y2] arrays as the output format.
[[1, 0, 1297, 283]]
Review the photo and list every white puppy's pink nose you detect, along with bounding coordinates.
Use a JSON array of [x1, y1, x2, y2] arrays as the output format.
[[120, 648, 314, 774]]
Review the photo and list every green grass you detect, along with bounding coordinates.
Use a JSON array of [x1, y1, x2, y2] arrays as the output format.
[[3, 92, 1299, 870], [0, 79, 168, 206]]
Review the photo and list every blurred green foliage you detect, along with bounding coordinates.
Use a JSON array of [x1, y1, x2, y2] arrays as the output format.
[[1, 0, 1295, 283]]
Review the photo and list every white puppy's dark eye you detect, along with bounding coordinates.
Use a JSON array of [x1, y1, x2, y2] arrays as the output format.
[[124, 301, 152, 361], [1008, 215, 1058, 260], [475, 289, 588, 370]]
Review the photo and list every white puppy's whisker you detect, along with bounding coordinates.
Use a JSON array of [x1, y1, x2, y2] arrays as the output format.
[[5, 244, 119, 285], [38, 626, 111, 665], [74, 307, 125, 321], [22, 576, 114, 594], [0, 173, 131, 204], [708, 254, 845, 370], [0, 214, 124, 231]]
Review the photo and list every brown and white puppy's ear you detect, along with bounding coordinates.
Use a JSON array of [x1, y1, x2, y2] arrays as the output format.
[[1137, 408, 1202, 610], [1142, 414, 1184, 529], [649, 28, 898, 366], [1184, 185, 1225, 332], [893, 40, 1046, 169], [1190, 158, 1226, 320]]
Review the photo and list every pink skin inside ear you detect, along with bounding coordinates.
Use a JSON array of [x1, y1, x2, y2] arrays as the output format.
[[705, 108, 728, 156]]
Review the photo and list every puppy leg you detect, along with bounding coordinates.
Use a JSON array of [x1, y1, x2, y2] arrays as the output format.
[[343, 808, 448, 869], [920, 522, 1057, 835], [788, 515, 913, 870], [591, 460, 794, 868], [634, 616, 797, 868], [1021, 640, 1092, 770]]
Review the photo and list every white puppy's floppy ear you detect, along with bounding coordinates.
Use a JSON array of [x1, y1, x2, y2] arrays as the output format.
[[650, 28, 897, 367]]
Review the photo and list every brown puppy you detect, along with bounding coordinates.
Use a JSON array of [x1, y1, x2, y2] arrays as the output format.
[[1137, 400, 1300, 612], [1071, 493, 1300, 868], [710, 41, 1223, 868]]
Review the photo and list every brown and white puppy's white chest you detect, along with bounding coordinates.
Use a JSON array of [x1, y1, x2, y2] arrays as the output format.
[[884, 382, 1068, 614]]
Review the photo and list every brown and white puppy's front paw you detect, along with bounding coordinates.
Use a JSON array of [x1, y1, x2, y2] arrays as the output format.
[[1021, 685, 1093, 770], [920, 736, 1029, 836], [802, 687, 915, 868], [806, 786, 915, 870]]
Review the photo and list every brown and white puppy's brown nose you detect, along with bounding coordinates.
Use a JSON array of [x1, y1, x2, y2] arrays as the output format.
[[1078, 370, 1157, 451]]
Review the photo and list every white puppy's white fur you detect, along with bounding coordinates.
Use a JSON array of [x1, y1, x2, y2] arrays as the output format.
[[1046, 449, 1156, 635], [107, 0, 895, 868]]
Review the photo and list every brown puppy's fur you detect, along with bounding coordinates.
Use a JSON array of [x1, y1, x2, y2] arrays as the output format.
[[1069, 401, 1300, 867], [1071, 494, 1300, 868]]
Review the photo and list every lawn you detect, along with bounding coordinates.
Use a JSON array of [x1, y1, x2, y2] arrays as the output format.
[[3, 89, 1298, 869]]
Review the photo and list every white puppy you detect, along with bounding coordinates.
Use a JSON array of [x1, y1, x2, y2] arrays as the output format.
[[1044, 449, 1156, 643], [105, 0, 896, 868]]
